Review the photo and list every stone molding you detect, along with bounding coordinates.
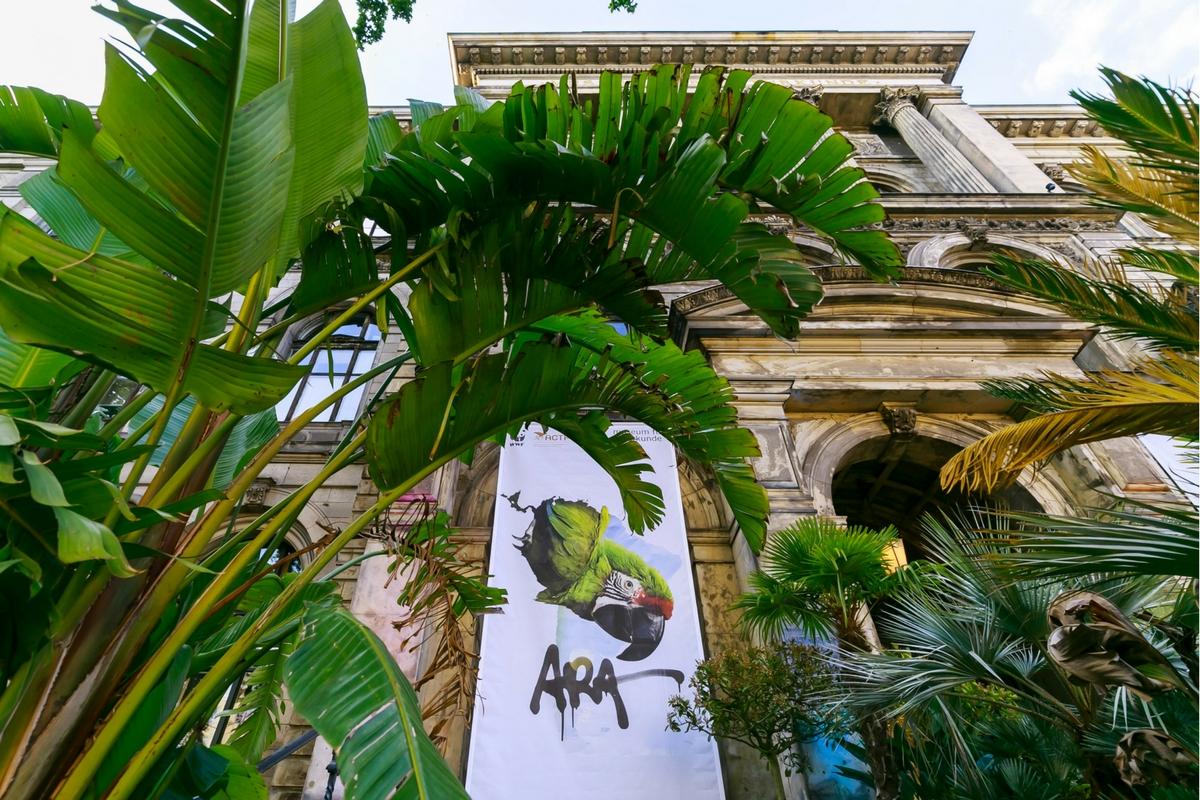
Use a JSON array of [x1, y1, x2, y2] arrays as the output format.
[[975, 107, 1107, 139], [450, 32, 970, 79]]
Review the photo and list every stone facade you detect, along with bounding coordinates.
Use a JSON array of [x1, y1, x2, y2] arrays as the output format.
[[0, 29, 1184, 800]]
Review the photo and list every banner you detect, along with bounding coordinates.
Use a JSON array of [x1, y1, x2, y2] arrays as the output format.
[[465, 423, 725, 800]]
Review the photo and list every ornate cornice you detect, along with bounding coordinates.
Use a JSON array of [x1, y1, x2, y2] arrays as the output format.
[[450, 32, 972, 83], [975, 107, 1107, 139]]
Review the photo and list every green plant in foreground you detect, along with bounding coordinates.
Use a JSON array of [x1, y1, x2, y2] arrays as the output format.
[[667, 641, 848, 800], [0, 0, 899, 795]]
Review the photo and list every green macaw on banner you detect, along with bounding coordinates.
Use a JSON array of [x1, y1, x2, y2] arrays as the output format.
[[506, 493, 674, 661]]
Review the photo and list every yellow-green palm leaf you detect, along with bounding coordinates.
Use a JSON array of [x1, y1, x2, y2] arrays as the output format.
[[941, 353, 1199, 493], [1068, 145, 1198, 243]]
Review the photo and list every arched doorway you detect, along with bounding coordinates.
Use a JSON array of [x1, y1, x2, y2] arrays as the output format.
[[830, 434, 1041, 561]]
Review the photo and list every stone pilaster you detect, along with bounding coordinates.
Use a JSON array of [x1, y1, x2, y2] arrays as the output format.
[[923, 94, 1059, 192], [874, 87, 995, 193]]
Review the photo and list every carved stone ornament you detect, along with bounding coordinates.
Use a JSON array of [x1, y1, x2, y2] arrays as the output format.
[[957, 220, 989, 249], [879, 403, 918, 437], [876, 215, 1118, 233], [244, 478, 276, 508], [1040, 162, 1068, 182], [792, 85, 824, 106], [845, 133, 888, 157], [873, 86, 921, 127]]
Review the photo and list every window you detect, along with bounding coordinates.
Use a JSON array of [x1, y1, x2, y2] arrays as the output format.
[[276, 315, 380, 422]]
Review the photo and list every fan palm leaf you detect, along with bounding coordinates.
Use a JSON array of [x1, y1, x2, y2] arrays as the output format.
[[942, 353, 1199, 493], [733, 517, 901, 640]]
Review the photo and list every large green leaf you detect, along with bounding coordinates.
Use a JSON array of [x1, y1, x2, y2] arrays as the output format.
[[0, 327, 80, 389], [285, 604, 467, 800], [0, 86, 96, 158], [130, 396, 280, 491], [361, 66, 902, 339], [0, 0, 323, 413], [367, 313, 768, 546], [16, 169, 130, 258], [272, 0, 368, 271]]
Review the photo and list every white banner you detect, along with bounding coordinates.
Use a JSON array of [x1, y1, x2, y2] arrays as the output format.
[[465, 423, 725, 800]]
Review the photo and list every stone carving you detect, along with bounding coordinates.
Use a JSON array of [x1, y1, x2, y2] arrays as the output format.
[[489, 46, 502, 65], [874, 45, 889, 64], [1049, 119, 1067, 137], [618, 46, 630, 64], [660, 45, 673, 62], [532, 47, 544, 64], [939, 45, 955, 62], [767, 45, 781, 64], [957, 220, 989, 249], [916, 45, 933, 63], [788, 46, 803, 64], [726, 45, 738, 63], [596, 46, 608, 62], [554, 46, 565, 65], [845, 133, 888, 156], [575, 46, 587, 64], [245, 478, 276, 508], [830, 45, 844, 64], [640, 46, 652, 64], [1004, 120, 1023, 137], [746, 45, 758, 61], [852, 45, 867, 63], [1070, 119, 1091, 136], [809, 46, 823, 64], [873, 86, 921, 126], [894, 45, 910, 63], [468, 47, 480, 65], [879, 403, 918, 437], [814, 265, 1003, 289], [759, 214, 793, 235], [876, 215, 1118, 232], [511, 47, 523, 65], [1040, 162, 1068, 182], [1027, 120, 1044, 136], [682, 46, 694, 63], [793, 85, 824, 106], [704, 45, 717, 63]]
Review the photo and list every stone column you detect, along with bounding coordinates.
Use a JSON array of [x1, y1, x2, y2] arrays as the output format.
[[874, 87, 996, 193]]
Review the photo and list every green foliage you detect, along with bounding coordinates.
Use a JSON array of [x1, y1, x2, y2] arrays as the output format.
[[735, 518, 908, 641], [836, 512, 1198, 799], [0, 1, 895, 796], [668, 641, 848, 800], [285, 603, 467, 799], [943, 70, 1198, 495]]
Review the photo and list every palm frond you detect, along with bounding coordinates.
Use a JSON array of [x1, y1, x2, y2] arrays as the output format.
[[1068, 145, 1197, 243], [1118, 247, 1200, 287], [732, 571, 834, 642], [942, 353, 1200, 493], [985, 255, 1198, 352], [1071, 68, 1198, 179], [992, 502, 1199, 580]]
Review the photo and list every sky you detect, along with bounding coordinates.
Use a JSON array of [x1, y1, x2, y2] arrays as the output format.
[[1, 0, 1195, 106]]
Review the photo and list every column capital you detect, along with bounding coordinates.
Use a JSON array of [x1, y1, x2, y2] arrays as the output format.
[[873, 85, 922, 126]]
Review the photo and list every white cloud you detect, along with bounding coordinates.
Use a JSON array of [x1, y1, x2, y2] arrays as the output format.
[[1023, 0, 1196, 99]]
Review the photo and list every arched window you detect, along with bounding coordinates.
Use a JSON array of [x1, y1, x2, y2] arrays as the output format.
[[276, 315, 380, 422]]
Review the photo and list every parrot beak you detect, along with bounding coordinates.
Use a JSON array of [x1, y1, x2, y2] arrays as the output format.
[[592, 602, 665, 662]]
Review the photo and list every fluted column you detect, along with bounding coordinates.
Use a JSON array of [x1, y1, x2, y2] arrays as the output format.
[[874, 86, 996, 193]]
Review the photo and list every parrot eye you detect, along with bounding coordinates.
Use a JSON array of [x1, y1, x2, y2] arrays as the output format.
[[624, 578, 635, 590]]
